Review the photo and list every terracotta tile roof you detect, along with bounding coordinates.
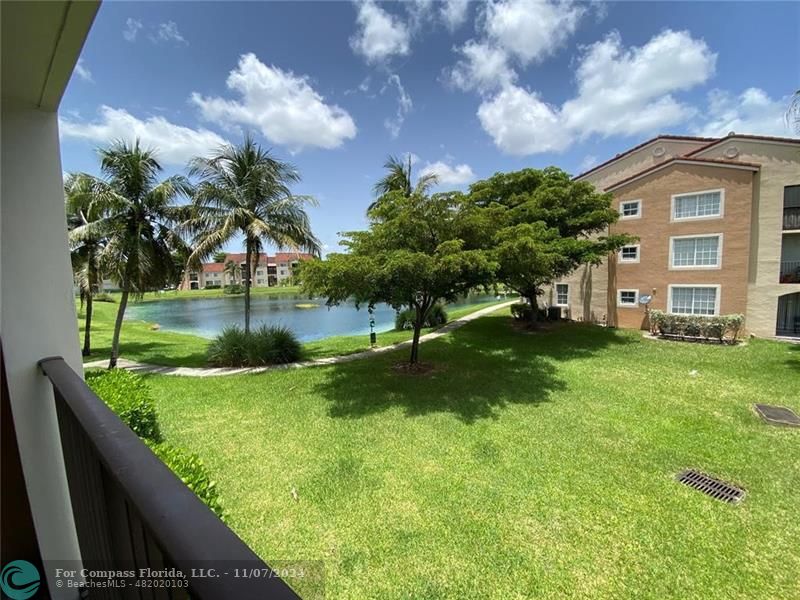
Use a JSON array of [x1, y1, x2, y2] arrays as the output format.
[[274, 252, 313, 263], [685, 133, 800, 156], [202, 263, 225, 273], [573, 135, 719, 180], [605, 156, 761, 192]]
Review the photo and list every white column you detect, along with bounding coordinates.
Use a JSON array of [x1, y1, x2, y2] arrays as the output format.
[[1, 101, 83, 597]]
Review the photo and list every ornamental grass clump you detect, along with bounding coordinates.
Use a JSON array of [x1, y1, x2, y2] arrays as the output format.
[[207, 324, 302, 367]]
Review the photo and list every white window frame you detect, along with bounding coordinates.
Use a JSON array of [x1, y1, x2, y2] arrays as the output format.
[[667, 284, 721, 316], [669, 233, 723, 270], [617, 289, 639, 308], [619, 199, 642, 220], [618, 244, 640, 264], [670, 188, 724, 222], [554, 283, 569, 307]]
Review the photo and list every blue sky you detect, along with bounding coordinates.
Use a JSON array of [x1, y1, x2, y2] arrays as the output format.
[[60, 1, 799, 254]]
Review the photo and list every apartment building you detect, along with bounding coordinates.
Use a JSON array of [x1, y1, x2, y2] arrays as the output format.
[[183, 252, 312, 290], [542, 133, 800, 339]]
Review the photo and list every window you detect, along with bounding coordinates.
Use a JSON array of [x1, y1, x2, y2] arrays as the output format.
[[257, 279, 264, 285], [670, 235, 721, 269], [620, 200, 641, 219], [618, 289, 638, 307], [555, 283, 569, 306], [672, 190, 723, 220], [669, 285, 719, 315], [619, 245, 640, 263]]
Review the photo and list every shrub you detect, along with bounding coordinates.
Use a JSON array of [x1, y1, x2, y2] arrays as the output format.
[[146, 441, 224, 518], [510, 302, 533, 321], [93, 292, 116, 303], [224, 284, 244, 295], [207, 324, 302, 367], [204, 284, 221, 290], [649, 310, 745, 343], [86, 369, 162, 442], [394, 304, 448, 331]]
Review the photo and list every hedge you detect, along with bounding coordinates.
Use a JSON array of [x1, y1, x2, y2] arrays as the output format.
[[85, 369, 162, 442], [649, 310, 744, 343], [395, 304, 448, 330], [86, 369, 224, 518]]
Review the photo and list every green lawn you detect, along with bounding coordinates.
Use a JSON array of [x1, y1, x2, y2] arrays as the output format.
[[145, 312, 800, 599], [79, 298, 509, 366]]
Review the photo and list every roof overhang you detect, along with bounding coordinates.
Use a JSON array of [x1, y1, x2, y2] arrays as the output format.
[[687, 134, 800, 157], [1, 0, 100, 111], [605, 158, 760, 192]]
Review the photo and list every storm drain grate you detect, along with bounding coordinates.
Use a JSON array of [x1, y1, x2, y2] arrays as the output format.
[[754, 404, 800, 427], [676, 469, 745, 504]]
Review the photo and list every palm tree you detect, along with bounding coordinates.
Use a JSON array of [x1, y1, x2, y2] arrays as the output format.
[[70, 140, 192, 367], [787, 89, 800, 135], [223, 259, 240, 285], [65, 173, 107, 356], [186, 135, 321, 333], [370, 154, 438, 210]]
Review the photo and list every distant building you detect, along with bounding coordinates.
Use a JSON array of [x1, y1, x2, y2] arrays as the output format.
[[540, 133, 800, 339], [181, 252, 313, 290]]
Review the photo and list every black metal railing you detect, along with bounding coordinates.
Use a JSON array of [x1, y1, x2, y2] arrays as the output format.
[[784, 207, 800, 231], [39, 357, 301, 600]]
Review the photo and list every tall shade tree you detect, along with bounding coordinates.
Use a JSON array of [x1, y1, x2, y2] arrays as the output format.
[[468, 167, 635, 319], [369, 154, 439, 211], [186, 136, 321, 333], [70, 140, 192, 367], [301, 191, 495, 365], [65, 173, 107, 356]]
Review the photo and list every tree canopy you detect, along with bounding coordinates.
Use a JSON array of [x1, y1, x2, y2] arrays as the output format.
[[302, 191, 495, 364]]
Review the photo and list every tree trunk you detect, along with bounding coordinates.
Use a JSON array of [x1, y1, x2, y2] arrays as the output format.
[[109, 288, 129, 369], [527, 291, 538, 322], [82, 294, 93, 356], [244, 239, 252, 334], [409, 319, 422, 364]]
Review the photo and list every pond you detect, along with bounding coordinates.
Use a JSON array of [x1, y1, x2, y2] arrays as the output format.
[[126, 294, 500, 341]]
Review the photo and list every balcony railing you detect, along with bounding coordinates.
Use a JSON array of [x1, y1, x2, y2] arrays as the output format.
[[39, 357, 300, 600], [784, 207, 800, 231], [780, 260, 800, 284]]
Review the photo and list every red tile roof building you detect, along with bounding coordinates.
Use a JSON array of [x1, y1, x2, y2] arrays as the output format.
[[182, 252, 314, 290]]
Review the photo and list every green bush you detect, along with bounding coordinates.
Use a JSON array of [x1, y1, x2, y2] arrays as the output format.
[[86, 369, 162, 442], [204, 284, 221, 290], [207, 324, 302, 367], [146, 441, 224, 518], [510, 302, 533, 321], [394, 304, 448, 331], [93, 292, 116, 303], [224, 284, 244, 295], [649, 310, 745, 343]]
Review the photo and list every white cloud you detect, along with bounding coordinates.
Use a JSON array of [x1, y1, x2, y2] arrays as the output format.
[[350, 0, 410, 64], [440, 0, 470, 31], [420, 160, 476, 185], [123, 18, 142, 42], [191, 54, 357, 151], [478, 30, 717, 155], [59, 106, 229, 165], [693, 88, 795, 138], [151, 21, 187, 45], [561, 30, 715, 137], [447, 41, 516, 93], [74, 59, 93, 82], [478, 85, 570, 154], [382, 74, 412, 138], [484, 0, 586, 65]]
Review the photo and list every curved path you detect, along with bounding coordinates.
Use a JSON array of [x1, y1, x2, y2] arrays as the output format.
[[84, 300, 516, 377]]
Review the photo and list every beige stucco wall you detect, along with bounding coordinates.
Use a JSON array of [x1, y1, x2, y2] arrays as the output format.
[[576, 139, 711, 191], [692, 140, 800, 336]]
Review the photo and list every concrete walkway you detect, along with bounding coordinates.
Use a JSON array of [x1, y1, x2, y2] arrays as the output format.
[[84, 300, 516, 377]]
